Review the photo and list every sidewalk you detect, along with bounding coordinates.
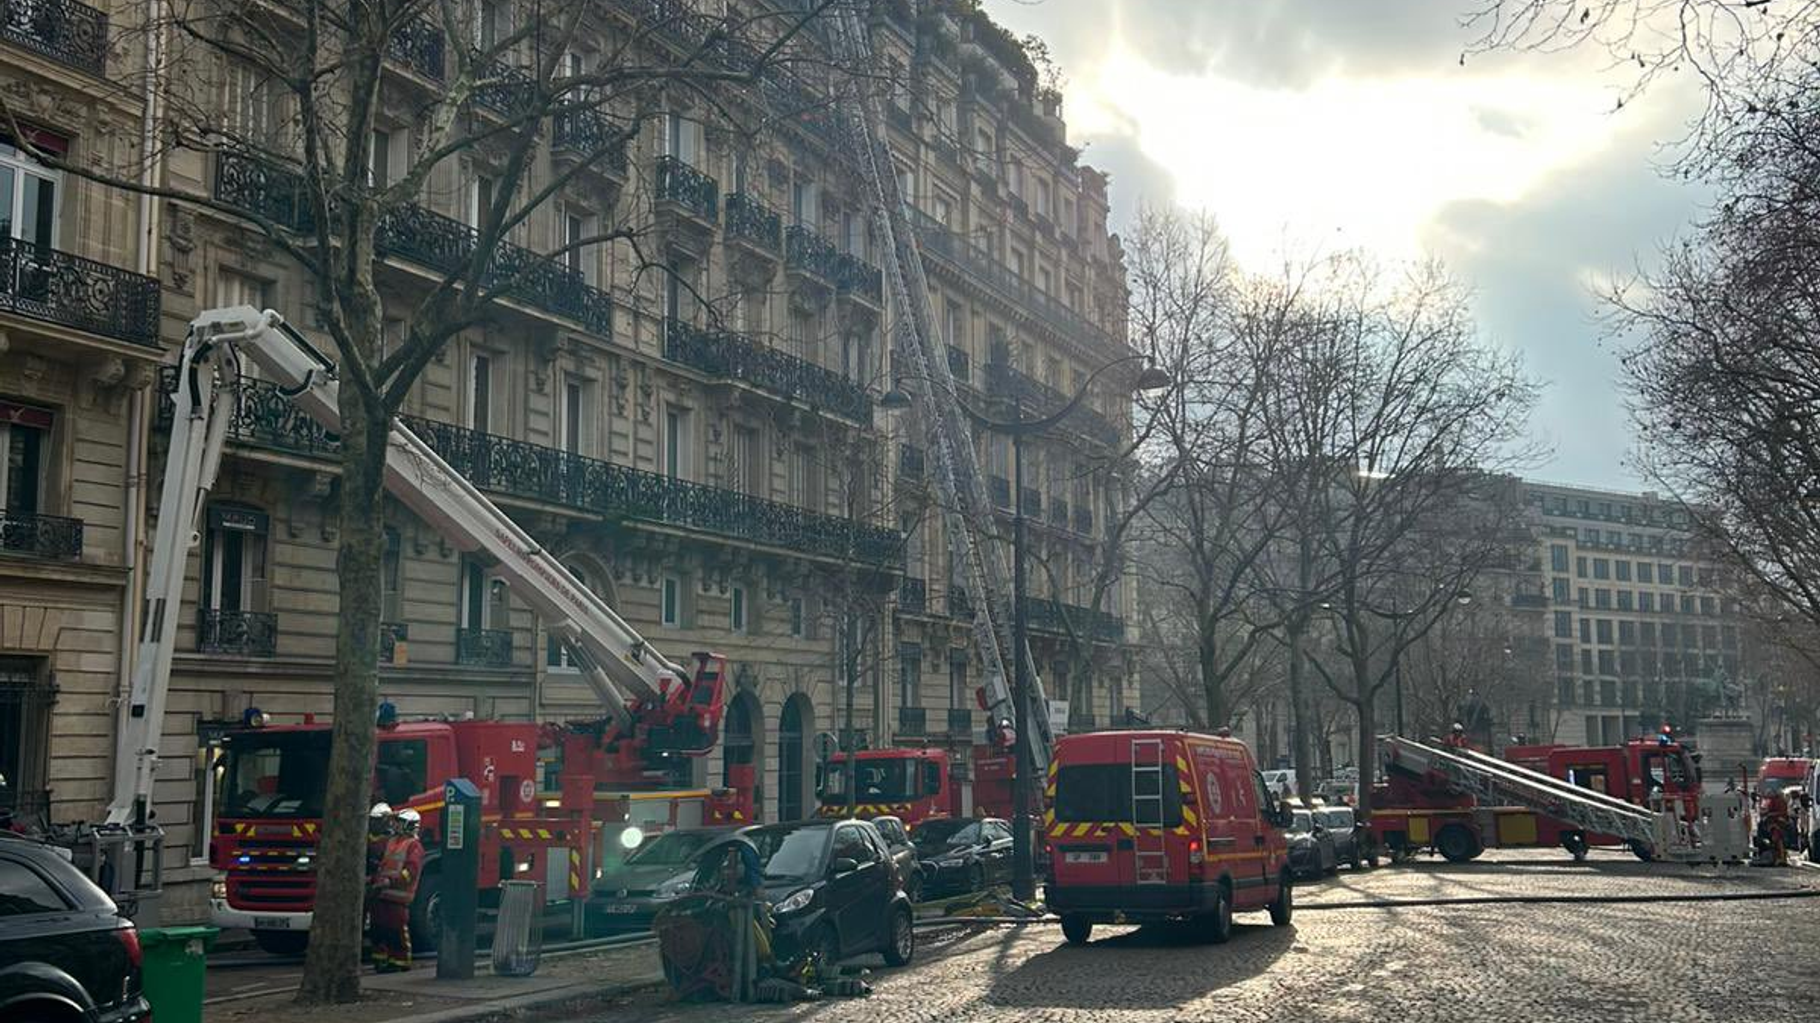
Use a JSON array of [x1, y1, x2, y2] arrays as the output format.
[[206, 941, 665, 1023]]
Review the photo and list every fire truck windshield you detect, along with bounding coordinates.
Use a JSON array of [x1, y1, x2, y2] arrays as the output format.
[[818, 758, 918, 802], [219, 732, 330, 819]]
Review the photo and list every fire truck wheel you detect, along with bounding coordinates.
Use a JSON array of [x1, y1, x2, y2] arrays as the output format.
[[1435, 824, 1481, 864], [252, 930, 309, 956], [1199, 885, 1233, 944], [409, 871, 443, 952], [1268, 872, 1293, 927], [1060, 914, 1093, 945], [1563, 834, 1589, 861], [883, 906, 915, 967], [1629, 840, 1657, 862]]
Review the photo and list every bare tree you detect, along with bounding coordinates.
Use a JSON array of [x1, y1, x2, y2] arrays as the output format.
[[1254, 255, 1540, 813], [0, 0, 876, 1002]]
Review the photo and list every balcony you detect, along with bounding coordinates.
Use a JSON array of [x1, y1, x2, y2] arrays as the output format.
[[664, 320, 871, 422], [947, 708, 974, 735], [456, 626, 513, 668], [898, 577, 927, 614], [654, 155, 719, 224], [0, 510, 82, 560], [164, 378, 904, 567], [197, 610, 278, 657], [472, 55, 538, 118], [375, 203, 615, 336], [988, 475, 1011, 508], [211, 155, 612, 336], [898, 444, 925, 481], [897, 706, 927, 737], [1023, 597, 1124, 643], [386, 17, 444, 82], [724, 193, 782, 253], [984, 360, 1120, 448], [905, 206, 1118, 352], [835, 253, 884, 308], [0, 239, 161, 347], [1, 0, 107, 76], [784, 224, 841, 291], [551, 106, 631, 178], [947, 345, 972, 384]]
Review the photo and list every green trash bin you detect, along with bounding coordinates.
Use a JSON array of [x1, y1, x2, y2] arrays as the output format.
[[138, 925, 218, 1023]]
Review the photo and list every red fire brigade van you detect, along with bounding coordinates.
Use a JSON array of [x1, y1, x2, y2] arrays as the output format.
[[1044, 730, 1294, 945]]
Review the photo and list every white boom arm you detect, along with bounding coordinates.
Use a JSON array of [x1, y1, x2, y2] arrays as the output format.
[[110, 306, 684, 825]]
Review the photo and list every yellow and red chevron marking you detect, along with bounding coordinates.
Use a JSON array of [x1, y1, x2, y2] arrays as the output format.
[[497, 826, 558, 840], [568, 848, 582, 895], [816, 803, 912, 819]]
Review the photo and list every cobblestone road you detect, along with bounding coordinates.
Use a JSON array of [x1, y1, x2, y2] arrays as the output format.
[[578, 852, 1820, 1023]]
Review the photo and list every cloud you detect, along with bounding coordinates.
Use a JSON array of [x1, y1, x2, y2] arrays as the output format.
[[1074, 132, 1179, 228]]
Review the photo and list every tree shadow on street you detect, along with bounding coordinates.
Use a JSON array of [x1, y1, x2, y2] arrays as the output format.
[[983, 921, 1295, 1011]]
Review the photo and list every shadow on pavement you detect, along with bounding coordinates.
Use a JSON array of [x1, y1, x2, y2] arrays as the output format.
[[984, 921, 1294, 1010]]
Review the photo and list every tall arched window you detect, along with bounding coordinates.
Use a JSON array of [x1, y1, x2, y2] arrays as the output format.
[[778, 695, 811, 821], [723, 693, 754, 790]]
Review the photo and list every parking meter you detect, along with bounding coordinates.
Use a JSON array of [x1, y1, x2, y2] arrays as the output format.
[[437, 778, 482, 980]]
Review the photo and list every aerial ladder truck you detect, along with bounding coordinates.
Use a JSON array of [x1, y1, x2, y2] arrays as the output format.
[[97, 305, 746, 947], [810, 6, 1061, 831]]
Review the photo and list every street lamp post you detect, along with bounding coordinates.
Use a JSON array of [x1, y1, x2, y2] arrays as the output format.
[[886, 353, 1168, 903]]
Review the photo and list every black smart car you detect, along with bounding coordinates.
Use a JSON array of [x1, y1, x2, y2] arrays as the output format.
[[740, 819, 915, 968], [0, 835, 150, 1023]]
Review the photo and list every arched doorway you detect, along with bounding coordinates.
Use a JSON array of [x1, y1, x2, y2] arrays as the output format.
[[723, 689, 765, 819], [778, 693, 814, 821]]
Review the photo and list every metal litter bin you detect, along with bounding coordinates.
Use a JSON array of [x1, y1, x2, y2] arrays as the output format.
[[491, 879, 544, 976]]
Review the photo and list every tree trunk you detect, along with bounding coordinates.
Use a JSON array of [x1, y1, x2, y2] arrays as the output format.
[[1287, 617, 1314, 801], [296, 387, 388, 1004], [1198, 615, 1229, 729], [1355, 694, 1377, 817]]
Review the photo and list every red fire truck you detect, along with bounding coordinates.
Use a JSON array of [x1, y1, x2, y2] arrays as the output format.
[[115, 306, 751, 953], [1369, 735, 1703, 862], [814, 715, 1030, 826]]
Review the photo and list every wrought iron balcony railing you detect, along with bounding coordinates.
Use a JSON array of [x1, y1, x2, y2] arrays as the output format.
[[899, 577, 927, 614], [472, 54, 538, 117], [158, 376, 903, 567], [456, 626, 513, 667], [947, 345, 971, 384], [897, 705, 927, 737], [0, 239, 161, 346], [654, 155, 718, 222], [386, 17, 444, 81], [1, 0, 107, 76], [947, 708, 974, 735], [1023, 597, 1125, 642], [835, 253, 884, 305], [551, 105, 630, 174], [724, 192, 782, 251], [212, 154, 612, 336], [984, 360, 1120, 447], [0, 510, 82, 560], [898, 444, 925, 480], [664, 320, 871, 422], [784, 225, 840, 282], [375, 203, 615, 336], [198, 610, 279, 657]]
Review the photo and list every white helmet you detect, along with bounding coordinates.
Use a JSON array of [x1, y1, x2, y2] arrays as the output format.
[[370, 802, 393, 819], [396, 808, 422, 830]]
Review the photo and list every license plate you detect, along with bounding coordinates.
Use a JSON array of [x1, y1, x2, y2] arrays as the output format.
[[605, 904, 637, 914], [253, 916, 291, 929], [1064, 851, 1107, 864]]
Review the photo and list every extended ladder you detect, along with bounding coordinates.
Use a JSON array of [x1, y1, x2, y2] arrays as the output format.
[[824, 8, 1053, 770], [1381, 736, 1699, 856], [1130, 737, 1169, 883]]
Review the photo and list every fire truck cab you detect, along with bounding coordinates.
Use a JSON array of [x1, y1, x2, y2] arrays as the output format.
[[816, 749, 952, 825], [1044, 730, 1293, 946]]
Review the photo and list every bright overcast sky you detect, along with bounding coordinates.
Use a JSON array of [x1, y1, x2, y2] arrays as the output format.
[[982, 0, 1709, 490]]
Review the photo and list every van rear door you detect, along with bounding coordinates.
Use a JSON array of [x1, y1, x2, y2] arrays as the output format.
[[1051, 755, 1133, 888]]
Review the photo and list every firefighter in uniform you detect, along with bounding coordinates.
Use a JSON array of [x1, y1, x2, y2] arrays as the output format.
[[366, 802, 393, 876], [370, 807, 425, 971], [1445, 723, 1470, 749]]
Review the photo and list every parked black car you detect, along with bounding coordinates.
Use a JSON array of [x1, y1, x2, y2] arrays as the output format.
[[1319, 806, 1374, 869], [0, 836, 150, 1023], [588, 826, 744, 934], [1285, 809, 1338, 878], [870, 816, 923, 902], [911, 817, 1013, 898], [739, 820, 914, 968]]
